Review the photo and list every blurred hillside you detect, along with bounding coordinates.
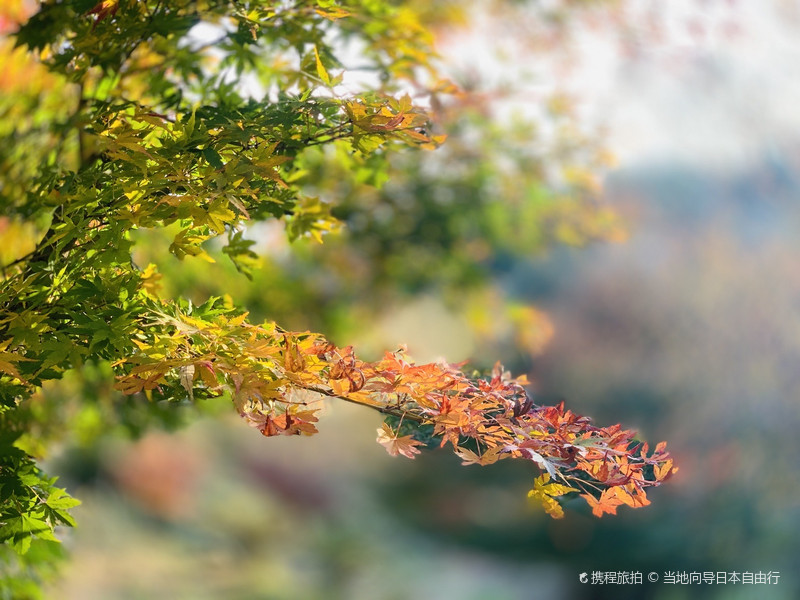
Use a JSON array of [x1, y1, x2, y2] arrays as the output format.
[[528, 149, 800, 598]]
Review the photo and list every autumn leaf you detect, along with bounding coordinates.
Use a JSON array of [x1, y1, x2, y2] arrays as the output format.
[[376, 423, 423, 459], [527, 473, 578, 519], [283, 409, 320, 436], [654, 458, 677, 482], [243, 408, 319, 437], [179, 364, 195, 401], [454, 445, 503, 466], [582, 489, 623, 518], [613, 485, 651, 509]]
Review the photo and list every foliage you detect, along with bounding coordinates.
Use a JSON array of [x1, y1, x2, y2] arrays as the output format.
[[0, 0, 674, 595]]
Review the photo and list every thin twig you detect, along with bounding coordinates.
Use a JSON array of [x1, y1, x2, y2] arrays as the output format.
[[302, 384, 427, 423]]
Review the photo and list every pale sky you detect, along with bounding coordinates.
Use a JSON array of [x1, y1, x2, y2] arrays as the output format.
[[440, 0, 800, 170]]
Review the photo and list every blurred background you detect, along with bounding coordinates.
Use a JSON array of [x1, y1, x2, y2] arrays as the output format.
[[4, 0, 800, 598]]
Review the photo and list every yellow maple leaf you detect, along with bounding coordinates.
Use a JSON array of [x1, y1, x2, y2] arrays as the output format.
[[527, 473, 578, 519], [313, 45, 330, 85], [139, 263, 162, 299]]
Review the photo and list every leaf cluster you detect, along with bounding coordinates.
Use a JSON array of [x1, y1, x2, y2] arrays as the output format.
[[110, 300, 676, 519]]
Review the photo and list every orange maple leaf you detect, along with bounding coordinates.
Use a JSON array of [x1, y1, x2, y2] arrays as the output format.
[[654, 458, 677, 482], [582, 489, 622, 517]]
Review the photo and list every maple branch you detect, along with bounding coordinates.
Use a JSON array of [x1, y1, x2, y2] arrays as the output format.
[[301, 384, 427, 423], [77, 81, 87, 170]]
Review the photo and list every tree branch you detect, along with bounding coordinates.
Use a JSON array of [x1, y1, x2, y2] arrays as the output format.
[[301, 384, 427, 423]]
